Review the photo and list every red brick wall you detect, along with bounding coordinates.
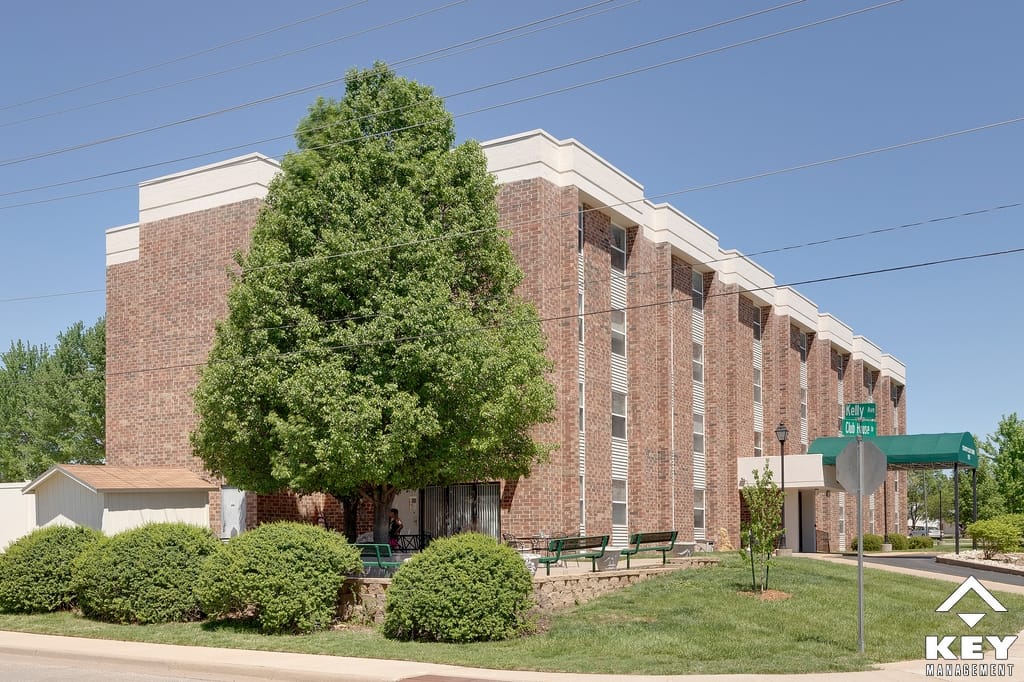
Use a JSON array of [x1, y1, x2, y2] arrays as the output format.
[[106, 200, 263, 532], [496, 178, 580, 536]]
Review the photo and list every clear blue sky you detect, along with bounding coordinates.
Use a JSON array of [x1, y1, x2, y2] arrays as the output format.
[[1, 0, 1020, 443]]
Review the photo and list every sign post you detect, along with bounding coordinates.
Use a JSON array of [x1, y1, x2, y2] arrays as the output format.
[[836, 406, 885, 655]]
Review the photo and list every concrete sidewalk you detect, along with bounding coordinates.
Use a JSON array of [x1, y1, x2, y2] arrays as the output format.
[[2, 628, 1022, 681], [2, 555, 1024, 681]]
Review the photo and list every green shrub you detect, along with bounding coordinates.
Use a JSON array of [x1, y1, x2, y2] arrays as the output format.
[[908, 535, 934, 549], [197, 522, 362, 633], [73, 522, 220, 624], [382, 532, 533, 643], [0, 525, 102, 613], [850, 534, 883, 552], [990, 513, 1024, 539], [885, 534, 909, 550], [966, 519, 1019, 559]]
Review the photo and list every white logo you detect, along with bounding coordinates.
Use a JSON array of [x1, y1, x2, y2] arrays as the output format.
[[925, 576, 1017, 678], [936, 575, 1006, 628]]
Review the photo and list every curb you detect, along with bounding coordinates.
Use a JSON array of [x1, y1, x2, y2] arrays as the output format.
[[937, 555, 1024, 577]]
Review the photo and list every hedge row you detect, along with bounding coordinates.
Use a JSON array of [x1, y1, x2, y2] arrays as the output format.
[[0, 523, 534, 641]]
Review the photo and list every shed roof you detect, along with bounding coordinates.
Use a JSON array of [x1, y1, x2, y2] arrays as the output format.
[[808, 432, 978, 470], [23, 465, 218, 494]]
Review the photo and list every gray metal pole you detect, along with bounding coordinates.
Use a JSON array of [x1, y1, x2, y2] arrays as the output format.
[[953, 462, 960, 555], [857, 431, 865, 654], [972, 467, 978, 550]]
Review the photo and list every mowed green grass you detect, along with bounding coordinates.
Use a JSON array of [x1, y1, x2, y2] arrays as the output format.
[[2, 556, 1023, 674]]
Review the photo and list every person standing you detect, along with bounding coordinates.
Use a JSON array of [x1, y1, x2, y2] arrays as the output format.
[[388, 508, 403, 550]]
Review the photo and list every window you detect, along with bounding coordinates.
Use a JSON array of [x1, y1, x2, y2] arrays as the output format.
[[578, 382, 584, 431], [612, 479, 627, 525], [610, 225, 626, 271], [579, 475, 585, 525], [692, 342, 704, 382], [693, 413, 704, 454], [577, 206, 584, 253], [612, 390, 627, 439], [865, 368, 875, 394], [800, 388, 807, 419], [611, 309, 626, 357], [693, 488, 706, 530], [691, 270, 704, 311], [753, 367, 762, 404], [754, 430, 763, 457], [753, 308, 762, 341], [838, 494, 846, 535], [578, 317, 584, 342], [797, 330, 807, 361]]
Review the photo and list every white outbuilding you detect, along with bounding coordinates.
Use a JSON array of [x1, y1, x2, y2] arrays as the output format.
[[22, 464, 217, 534]]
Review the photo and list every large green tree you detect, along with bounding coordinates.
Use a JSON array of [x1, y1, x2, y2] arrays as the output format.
[[0, 318, 105, 481], [985, 414, 1024, 514], [192, 64, 556, 541]]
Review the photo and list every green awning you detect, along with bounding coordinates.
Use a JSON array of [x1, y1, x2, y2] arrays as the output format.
[[808, 432, 978, 470]]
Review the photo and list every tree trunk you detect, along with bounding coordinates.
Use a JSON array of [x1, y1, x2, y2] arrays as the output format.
[[367, 484, 398, 544], [340, 495, 359, 543]]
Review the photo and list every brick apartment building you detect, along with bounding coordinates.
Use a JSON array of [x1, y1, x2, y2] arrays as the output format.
[[105, 129, 907, 550]]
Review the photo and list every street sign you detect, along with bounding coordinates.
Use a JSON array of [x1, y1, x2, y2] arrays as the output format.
[[836, 440, 887, 494], [844, 403, 876, 420], [842, 418, 877, 437]]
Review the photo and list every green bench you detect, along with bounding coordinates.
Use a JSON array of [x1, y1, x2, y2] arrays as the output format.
[[620, 530, 678, 568], [355, 543, 402, 576], [537, 535, 609, 575]]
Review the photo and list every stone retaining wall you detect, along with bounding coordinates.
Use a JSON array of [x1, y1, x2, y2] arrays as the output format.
[[340, 557, 719, 623]]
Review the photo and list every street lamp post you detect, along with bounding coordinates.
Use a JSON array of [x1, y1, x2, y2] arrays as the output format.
[[775, 422, 789, 549]]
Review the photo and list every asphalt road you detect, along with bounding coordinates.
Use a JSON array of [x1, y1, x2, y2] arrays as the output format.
[[839, 554, 1024, 588]]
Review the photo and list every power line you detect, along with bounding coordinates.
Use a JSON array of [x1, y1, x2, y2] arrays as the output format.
[[0, 0, 640, 200], [82, 244, 1024, 379], [0, 1, 373, 114], [0, 0, 896, 170], [0, 288, 104, 304], [0, 0, 471, 169], [5, 201, 1018, 363], [0, 0, 631, 130]]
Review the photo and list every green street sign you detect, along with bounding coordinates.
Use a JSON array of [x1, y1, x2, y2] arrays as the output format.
[[844, 403, 877, 420], [842, 418, 876, 437]]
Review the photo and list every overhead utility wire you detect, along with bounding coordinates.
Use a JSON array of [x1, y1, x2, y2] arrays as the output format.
[[83, 245, 1024, 379], [0, 0, 639, 196], [0, 0, 886, 194], [6, 199, 1017, 358], [0, 0, 888, 168], [0, 0, 471, 168], [104, 199, 1024, 346], [0, 0, 631, 130], [0, 0, 373, 113]]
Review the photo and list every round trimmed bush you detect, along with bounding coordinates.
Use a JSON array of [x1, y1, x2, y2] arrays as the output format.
[[0, 525, 102, 613], [73, 522, 220, 624], [967, 518, 1019, 559], [382, 532, 533, 643], [885, 533, 909, 550], [851, 533, 883, 552], [908, 535, 934, 549], [197, 522, 362, 633]]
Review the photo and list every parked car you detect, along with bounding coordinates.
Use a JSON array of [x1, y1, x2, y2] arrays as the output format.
[[910, 528, 928, 537]]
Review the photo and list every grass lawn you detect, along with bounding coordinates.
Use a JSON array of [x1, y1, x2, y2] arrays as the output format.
[[2, 556, 1024, 675]]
